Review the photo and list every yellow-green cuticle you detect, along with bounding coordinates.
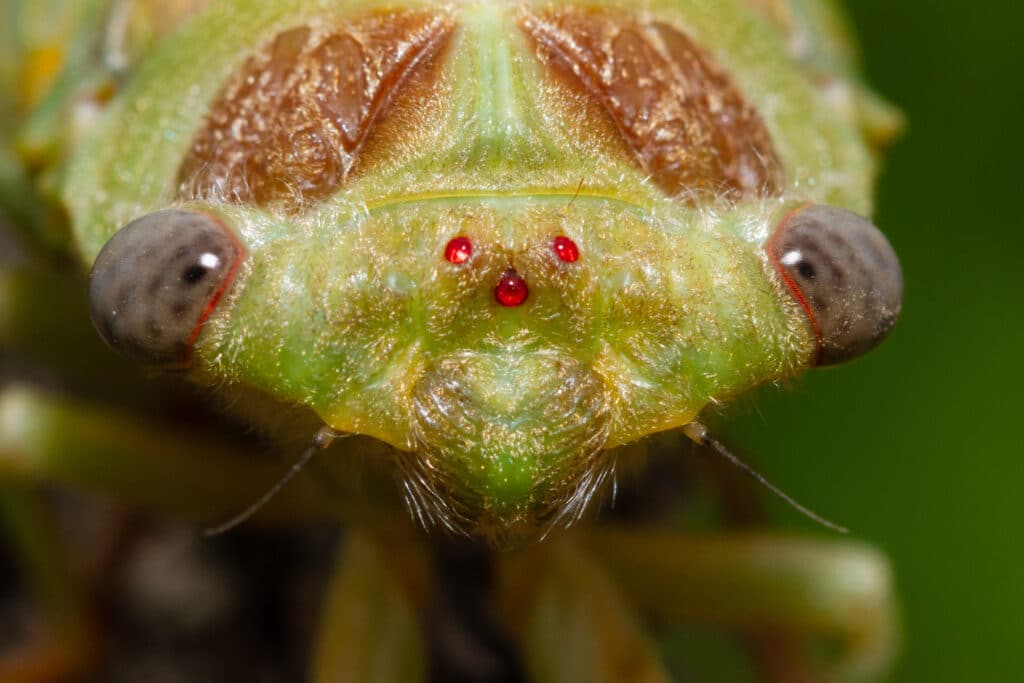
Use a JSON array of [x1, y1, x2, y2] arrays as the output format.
[[64, 0, 896, 535]]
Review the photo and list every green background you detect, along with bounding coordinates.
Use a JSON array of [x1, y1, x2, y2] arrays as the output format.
[[726, 1, 1023, 680]]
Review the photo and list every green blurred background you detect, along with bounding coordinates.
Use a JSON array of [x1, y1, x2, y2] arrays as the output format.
[[725, 1, 1024, 680]]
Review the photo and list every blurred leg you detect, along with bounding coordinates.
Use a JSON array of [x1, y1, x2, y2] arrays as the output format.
[[581, 526, 898, 682], [0, 385, 330, 525], [0, 485, 96, 683], [311, 532, 428, 683], [497, 539, 672, 683]]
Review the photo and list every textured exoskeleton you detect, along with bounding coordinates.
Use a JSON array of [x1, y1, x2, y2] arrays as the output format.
[[0, 1, 904, 681]]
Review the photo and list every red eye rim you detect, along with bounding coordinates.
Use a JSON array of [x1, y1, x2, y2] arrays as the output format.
[[444, 236, 473, 264], [552, 235, 580, 262], [185, 212, 246, 354], [767, 205, 823, 364]]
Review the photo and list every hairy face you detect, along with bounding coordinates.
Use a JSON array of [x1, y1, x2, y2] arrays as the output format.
[[75, 1, 901, 537]]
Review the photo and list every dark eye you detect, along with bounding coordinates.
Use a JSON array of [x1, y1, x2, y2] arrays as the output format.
[[89, 209, 243, 366], [768, 205, 903, 366]]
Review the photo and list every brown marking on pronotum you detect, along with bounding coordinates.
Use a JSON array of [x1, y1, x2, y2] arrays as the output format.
[[177, 12, 454, 212], [519, 8, 783, 203]]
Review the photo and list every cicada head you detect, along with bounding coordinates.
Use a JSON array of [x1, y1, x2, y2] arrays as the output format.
[[69, 1, 902, 539]]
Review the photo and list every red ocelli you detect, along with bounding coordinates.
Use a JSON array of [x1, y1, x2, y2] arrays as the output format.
[[495, 269, 529, 307]]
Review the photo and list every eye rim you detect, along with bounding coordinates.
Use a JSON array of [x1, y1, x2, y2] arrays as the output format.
[[183, 212, 246, 356], [767, 203, 903, 367], [767, 205, 826, 363], [88, 208, 246, 368]]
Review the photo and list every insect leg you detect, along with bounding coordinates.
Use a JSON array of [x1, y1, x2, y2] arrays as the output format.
[[0, 485, 97, 683], [0, 386, 328, 525], [581, 526, 898, 682], [495, 538, 672, 683], [311, 531, 428, 683]]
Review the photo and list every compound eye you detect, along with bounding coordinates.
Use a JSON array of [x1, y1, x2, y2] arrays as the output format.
[[89, 209, 243, 366], [768, 205, 903, 366]]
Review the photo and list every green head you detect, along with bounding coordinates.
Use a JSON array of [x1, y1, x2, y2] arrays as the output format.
[[69, 0, 902, 537]]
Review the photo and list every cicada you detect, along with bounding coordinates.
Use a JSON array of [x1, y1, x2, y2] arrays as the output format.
[[1, 0, 904, 680]]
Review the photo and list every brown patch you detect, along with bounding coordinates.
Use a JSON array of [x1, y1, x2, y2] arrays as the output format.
[[177, 12, 454, 211], [520, 9, 782, 202]]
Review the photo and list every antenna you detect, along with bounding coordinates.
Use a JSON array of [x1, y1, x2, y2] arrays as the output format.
[[204, 426, 346, 536], [563, 177, 585, 214], [681, 422, 849, 534]]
